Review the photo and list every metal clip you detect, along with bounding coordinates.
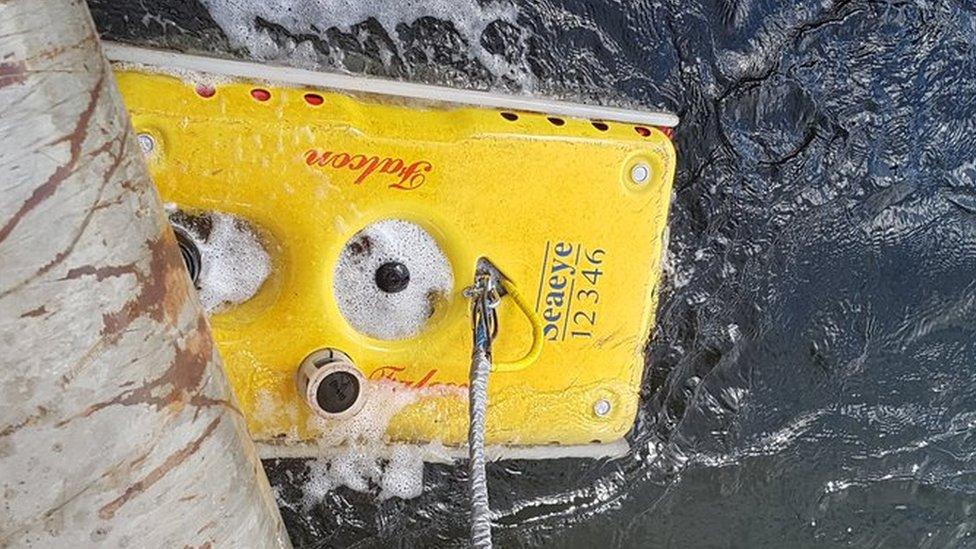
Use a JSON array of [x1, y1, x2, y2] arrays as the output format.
[[463, 258, 506, 351]]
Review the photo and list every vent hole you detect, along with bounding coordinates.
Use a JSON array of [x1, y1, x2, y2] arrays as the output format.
[[304, 93, 324, 106], [251, 88, 271, 102], [195, 84, 216, 98], [635, 126, 651, 137], [501, 112, 519, 121], [547, 117, 565, 126], [591, 121, 609, 131]]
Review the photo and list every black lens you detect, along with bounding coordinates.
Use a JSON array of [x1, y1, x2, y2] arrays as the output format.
[[374, 261, 410, 293], [315, 371, 360, 414]]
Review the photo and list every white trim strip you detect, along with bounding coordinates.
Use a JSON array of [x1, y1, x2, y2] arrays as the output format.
[[103, 42, 679, 128], [257, 439, 630, 462]]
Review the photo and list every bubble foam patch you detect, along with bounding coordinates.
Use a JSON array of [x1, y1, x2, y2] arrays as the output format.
[[168, 207, 271, 313], [299, 444, 427, 505], [295, 381, 461, 503], [333, 219, 454, 340]]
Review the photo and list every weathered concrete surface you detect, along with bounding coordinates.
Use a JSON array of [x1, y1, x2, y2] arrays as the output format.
[[0, 1, 290, 546]]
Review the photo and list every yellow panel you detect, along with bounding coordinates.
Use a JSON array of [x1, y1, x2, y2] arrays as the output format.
[[115, 69, 676, 447]]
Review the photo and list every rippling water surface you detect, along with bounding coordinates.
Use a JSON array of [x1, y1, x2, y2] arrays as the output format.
[[90, 1, 976, 546]]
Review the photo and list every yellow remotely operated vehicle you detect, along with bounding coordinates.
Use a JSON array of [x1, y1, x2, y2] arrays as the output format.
[[109, 43, 677, 460]]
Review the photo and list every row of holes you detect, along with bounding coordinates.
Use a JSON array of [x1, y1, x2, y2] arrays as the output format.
[[195, 84, 325, 106], [503, 111, 658, 137], [194, 85, 668, 137]]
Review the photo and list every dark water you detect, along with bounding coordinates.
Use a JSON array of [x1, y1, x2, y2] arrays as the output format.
[[90, 0, 976, 546]]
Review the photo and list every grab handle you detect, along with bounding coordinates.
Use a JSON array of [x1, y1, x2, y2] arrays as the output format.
[[491, 278, 544, 372]]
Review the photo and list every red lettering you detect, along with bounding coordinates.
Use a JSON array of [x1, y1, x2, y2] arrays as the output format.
[[348, 154, 369, 169], [391, 161, 432, 190], [354, 156, 382, 184], [331, 153, 351, 168], [369, 365, 405, 381], [304, 149, 334, 167], [379, 158, 404, 175], [367, 366, 464, 390], [304, 149, 431, 190], [412, 369, 437, 389]]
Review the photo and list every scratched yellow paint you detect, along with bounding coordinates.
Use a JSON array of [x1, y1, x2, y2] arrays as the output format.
[[115, 69, 676, 447]]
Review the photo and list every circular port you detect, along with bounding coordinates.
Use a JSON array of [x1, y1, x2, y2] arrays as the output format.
[[297, 348, 367, 419], [173, 226, 201, 285], [333, 219, 453, 340], [167, 209, 271, 313]]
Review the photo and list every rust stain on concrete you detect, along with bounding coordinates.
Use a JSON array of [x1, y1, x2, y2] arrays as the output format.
[[97, 416, 221, 520], [99, 228, 191, 344], [0, 69, 105, 246], [62, 264, 138, 281], [63, 317, 216, 424], [19, 305, 48, 318], [0, 60, 26, 88]]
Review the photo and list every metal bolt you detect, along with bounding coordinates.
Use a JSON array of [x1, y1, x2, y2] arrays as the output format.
[[630, 163, 650, 184], [593, 398, 612, 417], [137, 133, 155, 156]]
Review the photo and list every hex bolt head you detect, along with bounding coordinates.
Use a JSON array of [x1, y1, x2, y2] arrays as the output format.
[[593, 398, 612, 417], [137, 133, 155, 156], [630, 163, 650, 184]]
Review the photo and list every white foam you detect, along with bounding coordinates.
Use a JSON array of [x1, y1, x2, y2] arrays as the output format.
[[333, 219, 453, 340], [295, 381, 462, 503], [168, 207, 271, 313], [198, 0, 534, 88], [379, 445, 425, 499], [301, 459, 336, 503], [308, 380, 423, 445], [255, 354, 627, 507], [299, 443, 427, 505]]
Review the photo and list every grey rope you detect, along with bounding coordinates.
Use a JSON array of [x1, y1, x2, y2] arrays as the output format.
[[465, 261, 501, 549], [469, 346, 493, 548]]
